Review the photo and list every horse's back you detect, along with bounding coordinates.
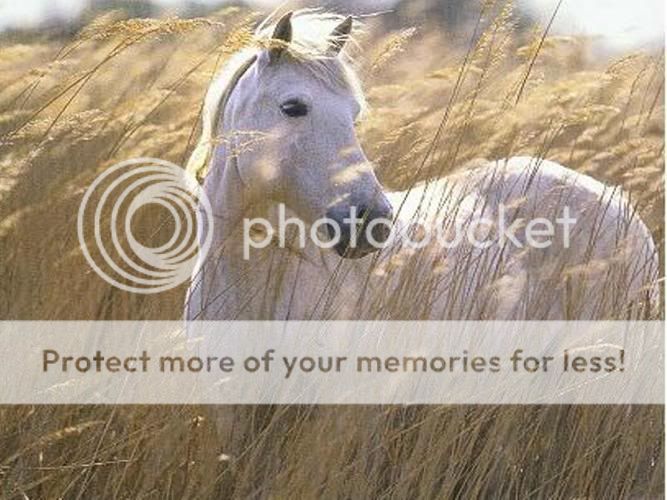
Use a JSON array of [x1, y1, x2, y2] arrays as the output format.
[[382, 156, 659, 319]]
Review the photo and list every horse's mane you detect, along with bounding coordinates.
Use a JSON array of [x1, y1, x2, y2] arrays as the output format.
[[186, 9, 366, 181]]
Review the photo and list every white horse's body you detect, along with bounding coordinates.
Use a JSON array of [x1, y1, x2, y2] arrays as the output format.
[[185, 11, 659, 321]]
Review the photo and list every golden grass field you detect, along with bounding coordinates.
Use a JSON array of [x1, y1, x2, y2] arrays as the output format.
[[0, 3, 664, 497]]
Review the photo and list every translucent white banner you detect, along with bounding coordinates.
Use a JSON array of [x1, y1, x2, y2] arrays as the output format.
[[0, 321, 662, 404]]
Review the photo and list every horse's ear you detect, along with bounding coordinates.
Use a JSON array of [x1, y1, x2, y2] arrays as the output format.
[[269, 11, 293, 62], [329, 16, 353, 55]]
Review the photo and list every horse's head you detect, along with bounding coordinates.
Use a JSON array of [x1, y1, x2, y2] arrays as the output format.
[[226, 11, 393, 258]]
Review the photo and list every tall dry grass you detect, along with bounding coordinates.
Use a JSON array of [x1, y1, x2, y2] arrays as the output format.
[[0, 2, 663, 497]]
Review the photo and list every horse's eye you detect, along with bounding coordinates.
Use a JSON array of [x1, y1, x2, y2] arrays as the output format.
[[280, 99, 309, 118]]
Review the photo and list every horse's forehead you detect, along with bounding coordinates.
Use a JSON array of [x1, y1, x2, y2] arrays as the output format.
[[258, 60, 351, 99], [266, 69, 318, 93]]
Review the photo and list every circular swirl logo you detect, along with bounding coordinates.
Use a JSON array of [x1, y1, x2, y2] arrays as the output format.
[[77, 158, 213, 294]]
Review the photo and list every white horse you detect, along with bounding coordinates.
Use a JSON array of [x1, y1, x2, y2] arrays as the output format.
[[185, 10, 659, 321]]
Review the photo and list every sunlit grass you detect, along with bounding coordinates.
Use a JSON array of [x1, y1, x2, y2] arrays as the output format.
[[0, 2, 663, 497]]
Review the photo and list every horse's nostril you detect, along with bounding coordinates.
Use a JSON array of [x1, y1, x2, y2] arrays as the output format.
[[370, 220, 392, 244], [325, 221, 338, 241]]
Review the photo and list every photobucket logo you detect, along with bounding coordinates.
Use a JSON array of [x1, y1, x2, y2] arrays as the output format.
[[77, 158, 213, 294], [243, 204, 576, 259]]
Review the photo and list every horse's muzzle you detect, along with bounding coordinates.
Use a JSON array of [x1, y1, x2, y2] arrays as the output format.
[[325, 201, 393, 259]]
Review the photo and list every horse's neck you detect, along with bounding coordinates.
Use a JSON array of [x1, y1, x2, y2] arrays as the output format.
[[203, 150, 257, 257], [198, 150, 366, 319], [204, 151, 314, 260]]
